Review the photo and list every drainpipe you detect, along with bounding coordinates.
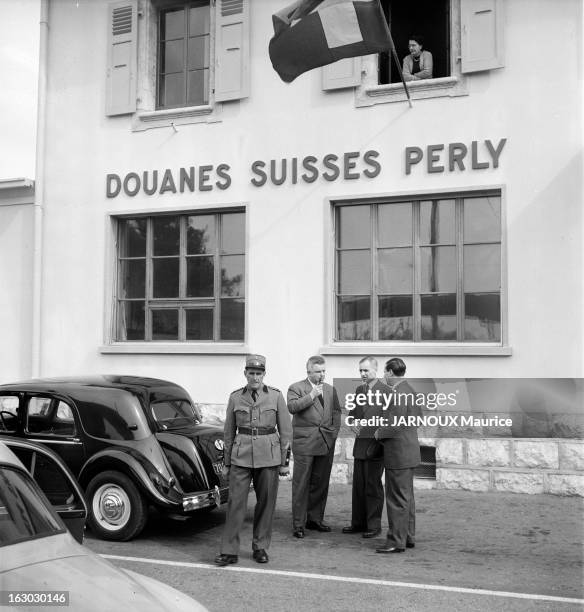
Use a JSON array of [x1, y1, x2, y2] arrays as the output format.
[[32, 0, 49, 377]]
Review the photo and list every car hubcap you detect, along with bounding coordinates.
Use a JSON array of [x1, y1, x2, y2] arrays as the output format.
[[92, 484, 131, 531]]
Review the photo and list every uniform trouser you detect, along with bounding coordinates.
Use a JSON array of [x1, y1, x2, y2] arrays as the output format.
[[384, 467, 416, 548], [220, 464, 280, 555], [292, 447, 335, 529], [351, 458, 384, 530]]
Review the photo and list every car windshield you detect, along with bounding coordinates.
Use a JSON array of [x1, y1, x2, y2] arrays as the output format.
[[151, 399, 199, 430], [0, 466, 64, 547]]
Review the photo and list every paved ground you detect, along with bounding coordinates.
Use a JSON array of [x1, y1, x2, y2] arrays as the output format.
[[86, 482, 584, 611]]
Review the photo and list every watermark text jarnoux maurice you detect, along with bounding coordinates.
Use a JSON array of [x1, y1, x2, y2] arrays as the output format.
[[344, 389, 512, 428]]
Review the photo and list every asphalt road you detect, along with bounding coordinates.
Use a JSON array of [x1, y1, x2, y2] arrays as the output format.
[[85, 482, 584, 612]]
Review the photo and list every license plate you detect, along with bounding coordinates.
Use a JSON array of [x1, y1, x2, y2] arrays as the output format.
[[212, 461, 224, 475]]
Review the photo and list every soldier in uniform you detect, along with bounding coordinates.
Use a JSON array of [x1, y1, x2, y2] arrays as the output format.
[[215, 355, 292, 566]]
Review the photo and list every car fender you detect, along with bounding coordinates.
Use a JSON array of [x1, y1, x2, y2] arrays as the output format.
[[78, 449, 180, 507]]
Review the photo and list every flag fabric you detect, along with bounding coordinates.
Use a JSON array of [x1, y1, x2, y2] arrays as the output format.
[[269, 0, 392, 83]]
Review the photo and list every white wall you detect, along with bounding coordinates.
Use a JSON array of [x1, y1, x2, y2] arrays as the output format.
[[29, 0, 583, 404]]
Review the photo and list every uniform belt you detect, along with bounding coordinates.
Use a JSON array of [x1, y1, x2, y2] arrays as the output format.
[[237, 426, 276, 435]]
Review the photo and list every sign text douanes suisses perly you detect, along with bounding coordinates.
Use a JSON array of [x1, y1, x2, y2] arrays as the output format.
[[105, 139, 506, 198]]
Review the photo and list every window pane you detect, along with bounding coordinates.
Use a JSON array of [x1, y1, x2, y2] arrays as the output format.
[[187, 36, 209, 70], [421, 294, 457, 340], [337, 205, 370, 249], [464, 293, 501, 341], [220, 298, 244, 340], [120, 259, 145, 298], [119, 301, 145, 340], [378, 248, 413, 293], [221, 213, 245, 254], [464, 245, 500, 292], [187, 69, 209, 106], [159, 73, 184, 108], [338, 250, 370, 294], [119, 219, 146, 257], [186, 309, 213, 340], [161, 8, 185, 40], [337, 296, 371, 340], [379, 296, 413, 340], [221, 255, 244, 297], [152, 309, 178, 340], [153, 217, 180, 256], [420, 246, 456, 292], [420, 199, 455, 244], [189, 4, 210, 36], [464, 196, 501, 242], [153, 258, 179, 298], [187, 256, 214, 297], [187, 215, 215, 254], [378, 203, 412, 247], [162, 39, 184, 74]]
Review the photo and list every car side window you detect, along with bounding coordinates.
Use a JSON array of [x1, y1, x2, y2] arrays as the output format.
[[27, 397, 77, 437], [0, 395, 19, 432]]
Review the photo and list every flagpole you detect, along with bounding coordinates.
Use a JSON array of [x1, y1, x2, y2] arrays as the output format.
[[387, 30, 412, 108]]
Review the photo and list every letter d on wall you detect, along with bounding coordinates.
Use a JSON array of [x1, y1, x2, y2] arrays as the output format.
[[106, 174, 121, 198]]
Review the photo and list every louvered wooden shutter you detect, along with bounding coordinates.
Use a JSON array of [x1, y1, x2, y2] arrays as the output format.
[[322, 57, 361, 91], [461, 0, 504, 73], [105, 0, 137, 115], [215, 0, 250, 102]]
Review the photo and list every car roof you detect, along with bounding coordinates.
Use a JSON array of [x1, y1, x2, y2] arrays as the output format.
[[0, 375, 187, 395]]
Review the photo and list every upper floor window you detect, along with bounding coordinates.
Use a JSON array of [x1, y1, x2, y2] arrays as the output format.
[[115, 210, 245, 342], [334, 192, 502, 343], [158, 2, 211, 109]]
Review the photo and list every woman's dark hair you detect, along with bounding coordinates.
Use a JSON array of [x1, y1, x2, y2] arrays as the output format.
[[409, 34, 424, 47]]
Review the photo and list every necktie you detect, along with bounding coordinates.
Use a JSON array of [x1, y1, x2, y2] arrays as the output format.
[[251, 390, 258, 402], [317, 394, 324, 407]]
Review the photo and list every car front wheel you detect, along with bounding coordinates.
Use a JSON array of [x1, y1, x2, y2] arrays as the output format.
[[86, 471, 147, 541]]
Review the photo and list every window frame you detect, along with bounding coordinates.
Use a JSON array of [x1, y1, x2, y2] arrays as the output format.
[[103, 205, 248, 352], [322, 186, 510, 357]]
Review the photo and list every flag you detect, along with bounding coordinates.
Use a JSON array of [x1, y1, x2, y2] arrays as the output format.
[[269, 0, 392, 83]]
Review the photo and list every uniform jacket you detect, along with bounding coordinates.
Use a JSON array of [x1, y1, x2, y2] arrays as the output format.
[[403, 49, 433, 81], [351, 380, 392, 460], [375, 379, 421, 469], [287, 379, 341, 456], [224, 384, 292, 469]]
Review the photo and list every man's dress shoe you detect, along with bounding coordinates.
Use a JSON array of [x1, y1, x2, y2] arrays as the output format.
[[375, 545, 405, 553], [342, 525, 365, 534], [293, 528, 305, 538], [305, 521, 331, 532], [215, 553, 238, 566], [362, 528, 382, 538], [253, 549, 269, 563], [406, 542, 415, 548]]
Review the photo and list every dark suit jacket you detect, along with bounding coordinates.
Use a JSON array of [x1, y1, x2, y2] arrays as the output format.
[[376, 379, 421, 469], [287, 379, 341, 456], [351, 380, 392, 460]]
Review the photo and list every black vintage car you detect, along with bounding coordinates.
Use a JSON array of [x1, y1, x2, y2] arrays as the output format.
[[0, 376, 228, 541]]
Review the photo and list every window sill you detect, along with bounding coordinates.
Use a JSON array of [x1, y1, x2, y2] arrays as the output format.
[[356, 76, 468, 107], [319, 343, 512, 357], [99, 342, 249, 355], [132, 104, 222, 132]]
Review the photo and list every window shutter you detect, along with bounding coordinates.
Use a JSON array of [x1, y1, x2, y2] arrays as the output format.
[[461, 0, 504, 74], [105, 0, 137, 116], [322, 57, 361, 91], [215, 0, 250, 102]]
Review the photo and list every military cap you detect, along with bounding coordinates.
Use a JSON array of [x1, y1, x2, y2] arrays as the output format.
[[245, 354, 266, 370]]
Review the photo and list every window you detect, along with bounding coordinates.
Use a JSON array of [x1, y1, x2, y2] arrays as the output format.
[[105, 0, 250, 127], [0, 396, 19, 433], [334, 192, 502, 343], [26, 398, 77, 437], [115, 210, 245, 342], [157, 2, 211, 109]]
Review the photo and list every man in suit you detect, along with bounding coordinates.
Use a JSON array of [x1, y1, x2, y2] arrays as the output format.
[[374, 357, 422, 553], [342, 357, 391, 539], [215, 354, 292, 566], [287, 355, 341, 538]]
